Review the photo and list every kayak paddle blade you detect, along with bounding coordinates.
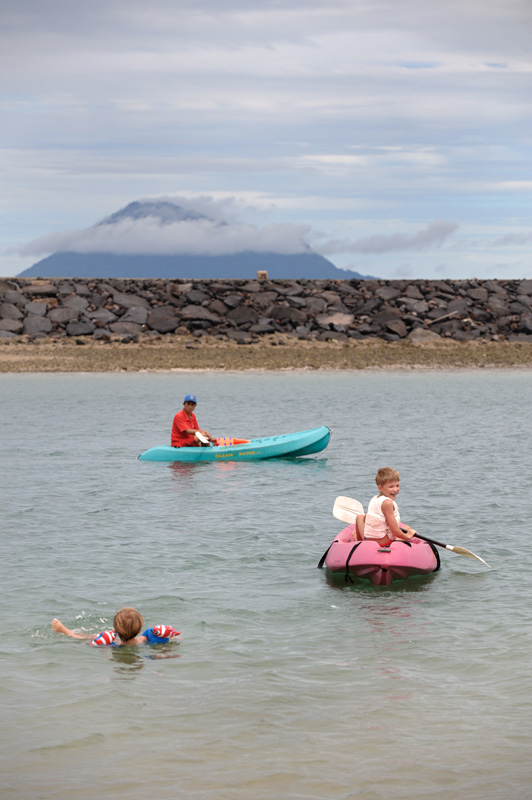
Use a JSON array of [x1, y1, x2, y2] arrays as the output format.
[[449, 545, 491, 568], [333, 496, 364, 524]]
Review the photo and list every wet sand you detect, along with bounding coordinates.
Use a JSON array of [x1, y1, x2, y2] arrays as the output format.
[[2, 334, 532, 372]]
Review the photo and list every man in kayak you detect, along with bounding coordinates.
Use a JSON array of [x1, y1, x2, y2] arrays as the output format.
[[362, 467, 417, 546], [171, 394, 216, 447]]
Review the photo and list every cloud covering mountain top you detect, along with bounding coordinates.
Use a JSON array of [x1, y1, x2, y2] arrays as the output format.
[[22, 197, 313, 258]]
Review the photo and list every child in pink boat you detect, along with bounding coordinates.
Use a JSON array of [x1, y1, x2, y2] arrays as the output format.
[[362, 467, 417, 547], [52, 606, 180, 646]]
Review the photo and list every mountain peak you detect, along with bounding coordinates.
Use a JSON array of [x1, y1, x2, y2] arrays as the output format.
[[98, 200, 209, 226]]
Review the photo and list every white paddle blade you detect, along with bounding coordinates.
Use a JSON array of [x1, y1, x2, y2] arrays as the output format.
[[448, 545, 491, 568], [195, 432, 209, 444], [332, 496, 365, 524]]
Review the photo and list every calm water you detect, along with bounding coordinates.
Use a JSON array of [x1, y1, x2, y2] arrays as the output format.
[[1, 369, 532, 800]]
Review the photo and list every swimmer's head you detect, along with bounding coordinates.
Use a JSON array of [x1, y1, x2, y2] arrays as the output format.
[[113, 607, 143, 641]]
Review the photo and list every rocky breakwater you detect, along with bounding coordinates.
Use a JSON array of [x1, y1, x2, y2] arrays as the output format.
[[1, 277, 532, 344]]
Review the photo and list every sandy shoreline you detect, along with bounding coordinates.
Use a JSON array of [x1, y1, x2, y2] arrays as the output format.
[[2, 334, 532, 372]]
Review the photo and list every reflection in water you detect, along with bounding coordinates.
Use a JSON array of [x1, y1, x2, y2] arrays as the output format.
[[167, 461, 205, 481], [265, 456, 329, 471], [167, 456, 329, 475], [356, 601, 428, 689], [324, 571, 435, 593], [111, 644, 181, 677], [111, 646, 145, 674], [324, 575, 434, 691], [166, 455, 330, 488], [213, 461, 238, 471]]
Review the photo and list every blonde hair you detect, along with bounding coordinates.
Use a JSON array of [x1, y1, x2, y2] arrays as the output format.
[[375, 467, 400, 486], [113, 607, 143, 641]]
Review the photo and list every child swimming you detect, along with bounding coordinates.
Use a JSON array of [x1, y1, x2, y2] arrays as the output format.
[[52, 606, 181, 646]]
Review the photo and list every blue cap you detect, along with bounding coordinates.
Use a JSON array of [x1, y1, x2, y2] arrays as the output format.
[[184, 394, 197, 403]]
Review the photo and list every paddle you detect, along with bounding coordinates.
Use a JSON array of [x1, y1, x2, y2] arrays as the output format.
[[332, 496, 364, 521], [317, 496, 365, 569], [332, 495, 491, 568], [196, 433, 251, 447]]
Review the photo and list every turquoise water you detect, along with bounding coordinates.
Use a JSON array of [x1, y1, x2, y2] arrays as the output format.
[[1, 370, 532, 800]]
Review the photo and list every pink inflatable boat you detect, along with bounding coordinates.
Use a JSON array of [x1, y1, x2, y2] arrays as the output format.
[[319, 524, 440, 586]]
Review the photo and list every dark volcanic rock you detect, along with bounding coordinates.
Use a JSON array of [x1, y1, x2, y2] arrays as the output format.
[[185, 289, 211, 304], [147, 306, 180, 333], [0, 317, 24, 333], [226, 329, 254, 342], [468, 287, 488, 302], [404, 284, 424, 299], [87, 308, 118, 324], [26, 301, 49, 316], [249, 320, 276, 334], [209, 299, 229, 316], [4, 290, 27, 305], [399, 298, 430, 314], [453, 329, 482, 341], [222, 294, 242, 309], [49, 307, 79, 324], [24, 316, 53, 335], [269, 305, 308, 326], [109, 321, 143, 335], [112, 291, 150, 309], [303, 297, 327, 314], [253, 291, 280, 310], [487, 298, 508, 315], [226, 306, 259, 325], [386, 319, 408, 338], [63, 294, 89, 312], [446, 298, 471, 315], [0, 302, 24, 320], [66, 320, 95, 336], [180, 305, 221, 323], [24, 283, 57, 297], [373, 309, 401, 325], [2, 276, 532, 344], [121, 307, 149, 324], [376, 286, 402, 302]]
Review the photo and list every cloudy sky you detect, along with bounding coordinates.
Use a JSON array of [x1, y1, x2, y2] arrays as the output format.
[[1, 0, 531, 279]]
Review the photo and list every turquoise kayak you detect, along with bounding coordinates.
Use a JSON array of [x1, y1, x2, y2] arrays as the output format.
[[138, 426, 331, 463]]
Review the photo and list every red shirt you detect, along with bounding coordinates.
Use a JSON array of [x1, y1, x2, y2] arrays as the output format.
[[171, 408, 199, 447]]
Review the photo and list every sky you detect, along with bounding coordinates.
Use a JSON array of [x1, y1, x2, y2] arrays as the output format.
[[1, 0, 531, 280]]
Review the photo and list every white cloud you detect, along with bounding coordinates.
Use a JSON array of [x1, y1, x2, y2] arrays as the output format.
[[493, 231, 532, 246], [317, 220, 459, 255], [21, 198, 312, 257]]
